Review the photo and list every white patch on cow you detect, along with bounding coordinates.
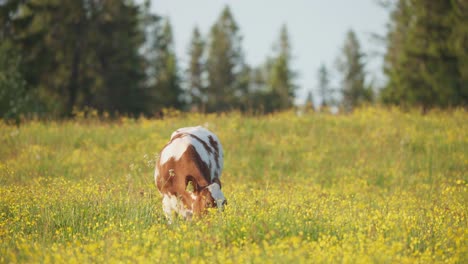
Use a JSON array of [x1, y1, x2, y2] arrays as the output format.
[[206, 182, 225, 209], [162, 194, 194, 222], [169, 126, 224, 181], [159, 137, 190, 165]]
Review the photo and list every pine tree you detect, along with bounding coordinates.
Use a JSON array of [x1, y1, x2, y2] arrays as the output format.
[[305, 91, 315, 110], [336, 30, 372, 112], [1, 0, 68, 116], [245, 24, 297, 113], [246, 66, 269, 112], [449, 1, 468, 103], [148, 17, 182, 113], [186, 26, 206, 112], [0, 40, 30, 124], [317, 63, 331, 109], [381, 0, 467, 110], [0, 0, 150, 117], [206, 6, 245, 112], [235, 63, 252, 112], [266, 24, 297, 111]]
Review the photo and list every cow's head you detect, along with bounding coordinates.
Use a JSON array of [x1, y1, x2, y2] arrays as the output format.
[[186, 177, 226, 215]]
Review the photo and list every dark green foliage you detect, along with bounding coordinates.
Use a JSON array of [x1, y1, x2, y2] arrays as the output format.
[[3, 1, 466, 118], [0, 2, 304, 117], [243, 66, 269, 113], [186, 17, 297, 114], [304, 91, 315, 110], [381, 0, 468, 110], [88, 0, 148, 116], [317, 63, 332, 108], [186, 27, 206, 112], [246, 25, 297, 113], [205, 6, 246, 112], [267, 25, 297, 111], [337, 30, 373, 112], [0, 41, 30, 124], [147, 17, 183, 113], [0, 0, 150, 117], [0, 2, 301, 117]]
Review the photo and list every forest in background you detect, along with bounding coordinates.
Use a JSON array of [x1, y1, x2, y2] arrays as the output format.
[[0, 0, 467, 122]]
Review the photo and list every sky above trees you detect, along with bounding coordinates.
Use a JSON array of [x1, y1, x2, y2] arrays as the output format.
[[151, 0, 390, 104]]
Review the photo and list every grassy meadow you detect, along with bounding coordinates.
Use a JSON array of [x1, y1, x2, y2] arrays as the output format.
[[0, 107, 467, 263]]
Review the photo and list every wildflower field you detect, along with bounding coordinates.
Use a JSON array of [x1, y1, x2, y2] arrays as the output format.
[[0, 108, 467, 263]]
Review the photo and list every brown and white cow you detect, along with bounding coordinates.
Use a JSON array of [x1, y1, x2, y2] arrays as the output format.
[[155, 126, 226, 221]]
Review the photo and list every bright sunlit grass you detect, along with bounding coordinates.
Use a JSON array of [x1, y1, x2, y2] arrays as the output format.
[[0, 107, 467, 263]]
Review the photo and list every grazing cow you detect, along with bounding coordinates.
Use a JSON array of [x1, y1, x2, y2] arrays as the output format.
[[155, 126, 226, 221]]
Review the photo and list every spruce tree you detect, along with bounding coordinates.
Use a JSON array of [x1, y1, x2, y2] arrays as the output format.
[[83, 0, 148, 116], [0, 40, 29, 124], [317, 63, 331, 109], [246, 66, 269, 112], [381, 0, 467, 110], [206, 6, 245, 112], [148, 17, 183, 112], [305, 91, 315, 110], [336, 30, 372, 112], [0, 0, 149, 117], [267, 24, 296, 111], [186, 26, 206, 112]]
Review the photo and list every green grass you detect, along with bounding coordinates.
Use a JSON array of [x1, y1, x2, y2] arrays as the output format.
[[0, 107, 467, 263]]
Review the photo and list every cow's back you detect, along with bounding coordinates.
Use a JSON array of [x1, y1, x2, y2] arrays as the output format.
[[170, 126, 223, 180], [155, 126, 223, 192]]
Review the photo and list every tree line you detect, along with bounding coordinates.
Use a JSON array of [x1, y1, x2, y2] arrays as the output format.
[[0, 1, 296, 121], [0, 0, 466, 122]]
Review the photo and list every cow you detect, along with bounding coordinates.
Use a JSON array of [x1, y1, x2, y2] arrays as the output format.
[[155, 126, 226, 222]]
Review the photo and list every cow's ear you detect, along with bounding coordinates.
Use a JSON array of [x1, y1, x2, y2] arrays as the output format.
[[185, 176, 199, 193]]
